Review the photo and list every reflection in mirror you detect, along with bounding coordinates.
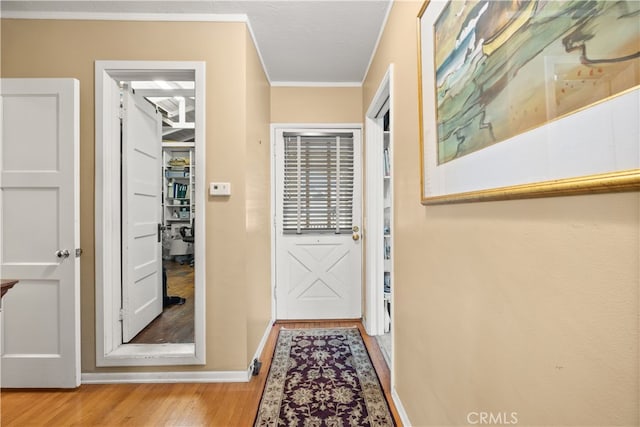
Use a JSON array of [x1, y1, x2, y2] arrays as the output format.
[[125, 79, 196, 345]]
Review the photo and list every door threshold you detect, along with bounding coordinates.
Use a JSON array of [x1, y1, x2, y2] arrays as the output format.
[[101, 343, 198, 366]]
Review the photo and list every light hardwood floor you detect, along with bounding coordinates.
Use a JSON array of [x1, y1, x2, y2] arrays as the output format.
[[1, 321, 401, 426]]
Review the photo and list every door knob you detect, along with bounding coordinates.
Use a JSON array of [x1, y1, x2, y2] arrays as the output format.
[[56, 249, 70, 259], [352, 233, 360, 241]]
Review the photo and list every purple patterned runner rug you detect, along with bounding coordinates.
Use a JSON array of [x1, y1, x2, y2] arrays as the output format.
[[254, 327, 395, 427]]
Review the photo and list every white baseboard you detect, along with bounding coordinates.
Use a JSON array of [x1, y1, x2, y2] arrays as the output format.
[[392, 387, 412, 426], [254, 320, 274, 362], [84, 322, 275, 385], [82, 370, 250, 384]]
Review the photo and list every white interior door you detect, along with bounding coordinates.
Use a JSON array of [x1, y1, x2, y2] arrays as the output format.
[[275, 129, 362, 319], [121, 88, 163, 342], [0, 78, 80, 388]]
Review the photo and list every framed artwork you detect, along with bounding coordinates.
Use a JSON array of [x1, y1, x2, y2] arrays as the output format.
[[418, 0, 640, 204]]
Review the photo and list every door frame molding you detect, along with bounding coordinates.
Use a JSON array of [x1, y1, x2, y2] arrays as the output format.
[[270, 123, 363, 320], [95, 60, 206, 366], [363, 65, 393, 336]]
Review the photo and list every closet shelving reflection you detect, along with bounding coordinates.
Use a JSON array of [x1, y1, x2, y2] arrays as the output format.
[[382, 112, 392, 334], [162, 142, 195, 259]]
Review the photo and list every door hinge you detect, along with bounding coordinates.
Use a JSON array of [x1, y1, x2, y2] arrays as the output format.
[[119, 309, 124, 321]]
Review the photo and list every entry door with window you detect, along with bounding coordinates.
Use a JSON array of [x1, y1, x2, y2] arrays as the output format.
[[275, 129, 362, 319]]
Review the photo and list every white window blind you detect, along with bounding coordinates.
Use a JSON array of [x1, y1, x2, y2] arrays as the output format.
[[283, 132, 354, 234]]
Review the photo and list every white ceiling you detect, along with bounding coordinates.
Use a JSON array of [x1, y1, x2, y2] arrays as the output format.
[[1, 0, 393, 85]]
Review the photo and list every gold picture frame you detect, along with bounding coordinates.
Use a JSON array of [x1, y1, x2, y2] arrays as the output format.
[[418, 0, 640, 205]]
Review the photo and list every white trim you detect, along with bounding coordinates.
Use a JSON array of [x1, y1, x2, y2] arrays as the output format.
[[95, 60, 206, 367], [0, 11, 249, 22], [270, 128, 278, 323], [251, 321, 274, 369], [361, 0, 394, 85], [364, 65, 393, 336], [270, 81, 362, 88], [97, 343, 198, 367], [363, 114, 384, 335], [391, 387, 412, 426], [82, 370, 250, 385]]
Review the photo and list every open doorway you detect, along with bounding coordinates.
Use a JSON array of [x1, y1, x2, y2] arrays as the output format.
[[124, 80, 196, 345], [364, 65, 393, 370], [95, 61, 205, 366]]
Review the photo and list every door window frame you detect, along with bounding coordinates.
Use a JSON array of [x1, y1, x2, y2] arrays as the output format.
[[281, 132, 356, 234], [95, 61, 206, 366]]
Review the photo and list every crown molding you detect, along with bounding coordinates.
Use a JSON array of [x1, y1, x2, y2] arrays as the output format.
[[0, 11, 248, 22], [271, 81, 362, 88]]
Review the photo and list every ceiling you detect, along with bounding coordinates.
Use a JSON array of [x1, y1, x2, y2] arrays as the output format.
[[131, 81, 196, 142], [1, 0, 393, 85]]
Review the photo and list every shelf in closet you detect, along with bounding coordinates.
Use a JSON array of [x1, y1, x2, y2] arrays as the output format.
[[162, 145, 195, 259], [162, 141, 195, 148], [381, 109, 392, 337]]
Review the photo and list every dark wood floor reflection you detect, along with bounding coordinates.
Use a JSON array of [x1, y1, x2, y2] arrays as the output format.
[[130, 260, 195, 344]]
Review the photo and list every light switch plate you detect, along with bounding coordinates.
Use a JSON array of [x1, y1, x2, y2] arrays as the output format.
[[209, 182, 231, 196]]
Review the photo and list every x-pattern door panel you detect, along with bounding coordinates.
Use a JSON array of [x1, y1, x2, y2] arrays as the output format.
[[283, 237, 358, 317]]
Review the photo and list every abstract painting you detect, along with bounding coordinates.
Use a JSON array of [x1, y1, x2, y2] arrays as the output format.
[[433, 0, 640, 165]]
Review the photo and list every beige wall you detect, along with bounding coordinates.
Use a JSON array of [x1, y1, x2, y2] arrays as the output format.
[[3, 9, 638, 425], [245, 31, 272, 365], [271, 86, 362, 123], [1, 19, 272, 372], [364, 2, 639, 426]]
